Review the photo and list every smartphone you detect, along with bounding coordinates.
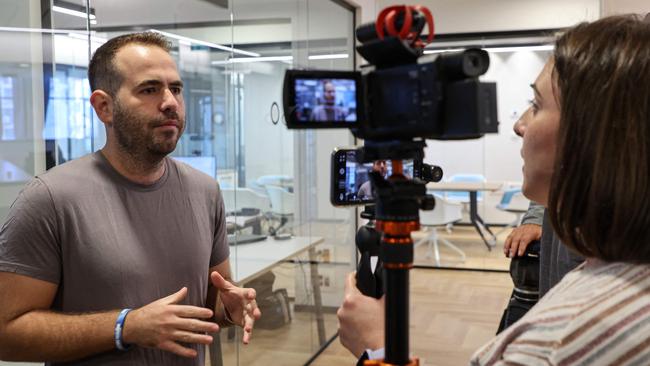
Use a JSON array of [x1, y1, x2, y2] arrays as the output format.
[[330, 148, 420, 206]]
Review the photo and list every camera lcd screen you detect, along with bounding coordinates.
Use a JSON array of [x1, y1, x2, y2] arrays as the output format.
[[284, 70, 362, 129], [332, 149, 415, 205], [294, 78, 358, 123]]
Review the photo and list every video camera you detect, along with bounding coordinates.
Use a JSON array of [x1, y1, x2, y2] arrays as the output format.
[[282, 5, 499, 365], [283, 10, 498, 141]]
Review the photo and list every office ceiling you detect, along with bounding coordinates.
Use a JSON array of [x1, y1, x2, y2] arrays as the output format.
[[52, 0, 320, 28]]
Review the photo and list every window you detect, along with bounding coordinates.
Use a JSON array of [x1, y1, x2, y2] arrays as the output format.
[[0, 76, 15, 140], [43, 67, 93, 161]]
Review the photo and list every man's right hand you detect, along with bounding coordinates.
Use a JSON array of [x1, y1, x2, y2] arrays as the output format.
[[503, 223, 542, 258], [122, 287, 219, 358]]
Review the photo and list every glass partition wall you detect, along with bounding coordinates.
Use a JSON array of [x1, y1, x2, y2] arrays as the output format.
[[0, 0, 356, 365]]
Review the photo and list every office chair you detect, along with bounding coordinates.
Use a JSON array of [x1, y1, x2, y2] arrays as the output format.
[[265, 185, 294, 235], [415, 194, 465, 266], [495, 187, 530, 236], [256, 175, 294, 192], [221, 187, 272, 214], [221, 187, 272, 235]]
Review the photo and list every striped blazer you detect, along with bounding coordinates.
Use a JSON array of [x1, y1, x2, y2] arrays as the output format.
[[471, 260, 650, 365]]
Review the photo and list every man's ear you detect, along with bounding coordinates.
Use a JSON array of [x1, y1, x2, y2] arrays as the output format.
[[89, 90, 114, 125]]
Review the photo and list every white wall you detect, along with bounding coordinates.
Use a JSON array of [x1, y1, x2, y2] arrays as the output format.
[[376, 0, 600, 33], [425, 50, 550, 183], [602, 0, 650, 15], [241, 64, 294, 183], [425, 50, 550, 223]]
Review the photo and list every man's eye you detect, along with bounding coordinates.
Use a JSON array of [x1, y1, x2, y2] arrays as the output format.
[[171, 87, 182, 95], [142, 87, 157, 94]]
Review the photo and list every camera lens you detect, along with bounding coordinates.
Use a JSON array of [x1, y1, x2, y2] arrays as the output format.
[[462, 49, 490, 77]]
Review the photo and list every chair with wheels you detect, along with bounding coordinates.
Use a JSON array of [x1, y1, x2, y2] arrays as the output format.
[[265, 185, 295, 235], [221, 187, 272, 235], [221, 187, 272, 214], [495, 187, 530, 236], [257, 175, 294, 192], [415, 194, 465, 266]]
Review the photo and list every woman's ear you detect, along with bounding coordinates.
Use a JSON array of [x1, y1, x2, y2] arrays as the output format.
[[89, 90, 114, 125]]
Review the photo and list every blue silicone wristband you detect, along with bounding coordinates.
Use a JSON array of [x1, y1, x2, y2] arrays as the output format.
[[114, 308, 132, 351]]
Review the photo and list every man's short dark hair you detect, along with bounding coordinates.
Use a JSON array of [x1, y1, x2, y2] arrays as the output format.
[[88, 32, 171, 96]]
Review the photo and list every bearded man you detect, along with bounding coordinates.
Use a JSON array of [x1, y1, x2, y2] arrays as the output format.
[[0, 32, 260, 365]]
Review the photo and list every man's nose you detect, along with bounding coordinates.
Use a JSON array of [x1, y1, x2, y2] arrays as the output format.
[[160, 88, 180, 112]]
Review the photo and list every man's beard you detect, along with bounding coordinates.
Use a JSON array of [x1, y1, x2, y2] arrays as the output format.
[[112, 100, 184, 165]]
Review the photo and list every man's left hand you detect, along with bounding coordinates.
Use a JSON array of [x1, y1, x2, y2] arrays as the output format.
[[210, 271, 261, 344]]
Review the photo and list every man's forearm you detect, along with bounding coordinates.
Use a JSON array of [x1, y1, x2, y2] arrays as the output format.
[[0, 309, 119, 362]]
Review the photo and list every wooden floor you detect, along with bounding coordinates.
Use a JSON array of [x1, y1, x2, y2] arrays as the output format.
[[311, 269, 512, 366], [212, 223, 515, 365], [412, 225, 512, 271], [212, 268, 513, 366]]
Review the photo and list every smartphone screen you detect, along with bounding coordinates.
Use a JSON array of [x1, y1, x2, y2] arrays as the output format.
[[331, 149, 417, 206]]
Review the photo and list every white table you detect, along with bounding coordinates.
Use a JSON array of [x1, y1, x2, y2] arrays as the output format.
[[427, 181, 504, 250], [230, 236, 324, 284]]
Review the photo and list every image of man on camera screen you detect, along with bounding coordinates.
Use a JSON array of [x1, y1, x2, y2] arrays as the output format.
[[357, 160, 387, 199], [309, 79, 353, 122]]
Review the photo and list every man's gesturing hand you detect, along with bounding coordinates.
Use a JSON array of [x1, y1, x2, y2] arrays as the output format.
[[210, 271, 261, 344], [122, 287, 219, 358]]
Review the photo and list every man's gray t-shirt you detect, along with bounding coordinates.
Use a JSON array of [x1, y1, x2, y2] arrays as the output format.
[[0, 151, 229, 365]]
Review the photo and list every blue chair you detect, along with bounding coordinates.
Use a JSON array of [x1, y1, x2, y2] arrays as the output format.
[[496, 187, 530, 235], [496, 188, 523, 211]]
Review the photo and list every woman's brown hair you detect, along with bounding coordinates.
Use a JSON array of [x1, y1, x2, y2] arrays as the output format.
[[549, 15, 650, 263]]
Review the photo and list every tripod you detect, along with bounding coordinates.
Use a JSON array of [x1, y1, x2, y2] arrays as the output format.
[[354, 141, 436, 366], [356, 206, 384, 300]]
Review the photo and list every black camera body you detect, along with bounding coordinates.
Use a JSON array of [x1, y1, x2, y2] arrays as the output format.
[[358, 52, 498, 140], [283, 45, 498, 141]]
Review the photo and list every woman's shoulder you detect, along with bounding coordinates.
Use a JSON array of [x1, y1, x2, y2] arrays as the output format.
[[471, 262, 650, 365]]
